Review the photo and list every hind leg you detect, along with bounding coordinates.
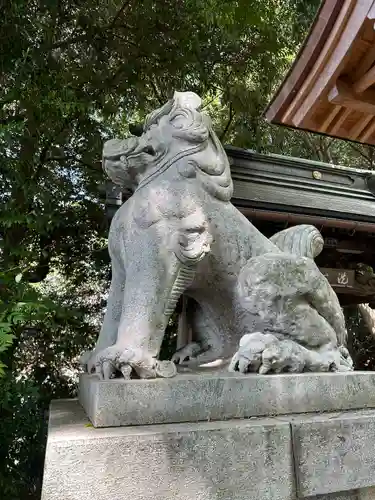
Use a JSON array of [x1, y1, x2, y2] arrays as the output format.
[[171, 299, 224, 366], [172, 342, 203, 364]]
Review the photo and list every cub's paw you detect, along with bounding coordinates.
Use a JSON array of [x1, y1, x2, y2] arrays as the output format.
[[260, 341, 305, 374], [229, 332, 278, 374]]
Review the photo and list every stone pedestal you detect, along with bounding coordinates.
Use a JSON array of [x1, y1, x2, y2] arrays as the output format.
[[42, 372, 375, 500], [79, 371, 375, 427]]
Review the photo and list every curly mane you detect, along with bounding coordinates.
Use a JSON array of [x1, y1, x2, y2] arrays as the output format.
[[144, 92, 233, 201]]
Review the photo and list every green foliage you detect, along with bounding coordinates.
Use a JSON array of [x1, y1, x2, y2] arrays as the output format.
[[0, 269, 46, 374], [0, 331, 15, 376], [0, 376, 47, 500]]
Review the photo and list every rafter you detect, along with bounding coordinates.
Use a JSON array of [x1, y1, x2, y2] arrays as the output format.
[[328, 107, 352, 135], [353, 64, 375, 93], [360, 116, 375, 141], [328, 78, 375, 114]]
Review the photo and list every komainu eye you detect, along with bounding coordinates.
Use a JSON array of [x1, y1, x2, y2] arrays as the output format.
[[144, 145, 156, 156], [170, 111, 187, 129]]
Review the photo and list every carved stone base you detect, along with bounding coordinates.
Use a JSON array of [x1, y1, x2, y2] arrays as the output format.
[[42, 398, 375, 500], [78, 371, 375, 427]]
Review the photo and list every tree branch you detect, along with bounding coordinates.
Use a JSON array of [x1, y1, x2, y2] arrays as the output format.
[[46, 155, 99, 172], [219, 103, 235, 142], [320, 136, 334, 164], [348, 143, 373, 167], [50, 33, 94, 50], [148, 78, 165, 105], [49, 18, 133, 52], [110, 1, 131, 28], [299, 131, 324, 161], [201, 93, 221, 110]]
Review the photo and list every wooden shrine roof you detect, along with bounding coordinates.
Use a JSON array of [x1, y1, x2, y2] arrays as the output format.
[[227, 146, 375, 230], [265, 0, 375, 145]]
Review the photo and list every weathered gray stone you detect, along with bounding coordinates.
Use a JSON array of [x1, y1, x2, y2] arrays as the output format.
[[79, 371, 375, 427], [308, 488, 375, 500], [292, 411, 375, 497], [42, 400, 294, 500], [80, 90, 352, 381]]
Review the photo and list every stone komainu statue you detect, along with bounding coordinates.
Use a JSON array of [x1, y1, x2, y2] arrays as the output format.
[[81, 91, 353, 379]]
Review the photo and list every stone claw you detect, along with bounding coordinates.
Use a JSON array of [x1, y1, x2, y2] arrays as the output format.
[[338, 345, 354, 370], [120, 365, 132, 379], [102, 360, 114, 380], [260, 342, 305, 374], [84, 344, 176, 380]]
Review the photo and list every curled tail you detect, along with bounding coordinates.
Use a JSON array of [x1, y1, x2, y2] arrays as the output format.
[[270, 224, 323, 259]]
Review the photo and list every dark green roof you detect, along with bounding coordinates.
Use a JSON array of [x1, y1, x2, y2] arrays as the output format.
[[227, 146, 375, 224]]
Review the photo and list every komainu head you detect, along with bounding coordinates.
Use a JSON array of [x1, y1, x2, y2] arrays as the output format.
[[102, 91, 233, 201]]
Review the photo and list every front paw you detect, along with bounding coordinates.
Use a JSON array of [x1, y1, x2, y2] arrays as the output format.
[[260, 341, 305, 374], [87, 345, 177, 380]]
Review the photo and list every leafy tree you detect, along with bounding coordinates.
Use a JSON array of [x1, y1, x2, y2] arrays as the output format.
[[0, 376, 46, 500]]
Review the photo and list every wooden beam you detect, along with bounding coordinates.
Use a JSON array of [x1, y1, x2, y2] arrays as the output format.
[[353, 64, 375, 93], [349, 114, 373, 139], [356, 41, 375, 78], [328, 107, 352, 134], [367, 2, 375, 19], [284, 0, 356, 124], [328, 78, 375, 115], [318, 105, 342, 132], [360, 116, 375, 141]]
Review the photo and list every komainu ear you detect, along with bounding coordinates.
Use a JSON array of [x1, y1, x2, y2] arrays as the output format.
[[173, 91, 202, 111]]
